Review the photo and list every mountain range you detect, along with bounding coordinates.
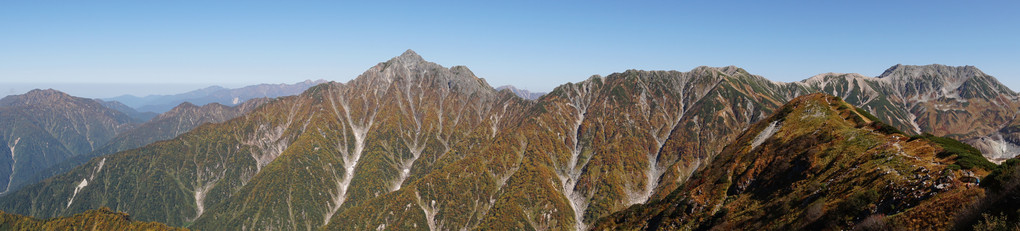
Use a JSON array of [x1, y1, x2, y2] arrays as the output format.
[[0, 50, 1017, 230], [106, 79, 327, 113]]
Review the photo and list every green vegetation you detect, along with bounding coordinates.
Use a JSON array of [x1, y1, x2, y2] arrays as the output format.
[[910, 133, 996, 170], [983, 159, 1020, 191], [0, 208, 185, 230]]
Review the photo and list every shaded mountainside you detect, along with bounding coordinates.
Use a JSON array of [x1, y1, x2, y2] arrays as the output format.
[[0, 89, 138, 195], [107, 79, 326, 113], [0, 207, 185, 230], [594, 93, 993, 230], [1, 50, 1016, 230], [18, 98, 273, 191], [95, 98, 270, 156]]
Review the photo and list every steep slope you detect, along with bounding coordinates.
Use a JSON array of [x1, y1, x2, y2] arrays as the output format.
[[594, 93, 991, 230], [325, 67, 810, 230], [0, 89, 137, 195], [107, 79, 326, 113], [189, 50, 527, 230], [0, 207, 185, 230]]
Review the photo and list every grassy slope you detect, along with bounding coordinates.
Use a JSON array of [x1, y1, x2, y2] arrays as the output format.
[[594, 93, 990, 230], [0, 208, 185, 231]]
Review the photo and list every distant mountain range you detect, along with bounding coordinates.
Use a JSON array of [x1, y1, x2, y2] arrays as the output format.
[[496, 85, 546, 100], [0, 50, 1017, 230], [105, 79, 326, 113]]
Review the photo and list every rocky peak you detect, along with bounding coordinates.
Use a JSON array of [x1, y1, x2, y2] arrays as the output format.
[[349, 50, 495, 97], [878, 64, 1015, 100], [396, 49, 424, 63], [877, 64, 988, 88]]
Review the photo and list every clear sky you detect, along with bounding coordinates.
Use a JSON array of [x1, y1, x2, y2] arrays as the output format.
[[1, 1, 1018, 98]]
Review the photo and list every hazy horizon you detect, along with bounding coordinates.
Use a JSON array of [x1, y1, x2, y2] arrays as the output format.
[[2, 1, 1018, 97]]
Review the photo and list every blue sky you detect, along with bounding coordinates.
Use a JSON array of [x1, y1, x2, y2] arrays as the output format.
[[1, 1, 1018, 98]]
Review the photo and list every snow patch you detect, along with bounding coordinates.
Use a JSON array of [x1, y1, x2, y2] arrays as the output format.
[[751, 121, 782, 149], [232, 97, 240, 105]]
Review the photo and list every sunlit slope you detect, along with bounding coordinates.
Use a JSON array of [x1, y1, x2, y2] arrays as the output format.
[[595, 93, 992, 230]]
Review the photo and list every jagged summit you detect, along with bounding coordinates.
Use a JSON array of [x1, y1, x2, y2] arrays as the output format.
[[690, 65, 744, 76], [801, 72, 870, 82], [349, 50, 496, 96], [878, 64, 986, 79], [397, 49, 423, 61]]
